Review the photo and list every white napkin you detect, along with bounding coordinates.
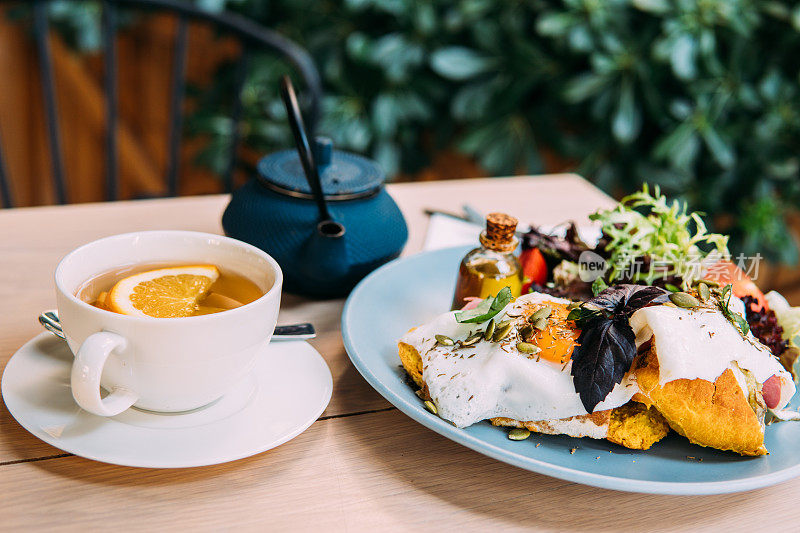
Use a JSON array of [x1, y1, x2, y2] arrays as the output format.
[[422, 214, 481, 251], [422, 213, 602, 251]]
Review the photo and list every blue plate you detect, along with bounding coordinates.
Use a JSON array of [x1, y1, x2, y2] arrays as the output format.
[[342, 246, 800, 494]]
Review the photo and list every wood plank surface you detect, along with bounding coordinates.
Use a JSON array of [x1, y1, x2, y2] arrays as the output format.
[[0, 408, 793, 532], [8, 175, 794, 531]]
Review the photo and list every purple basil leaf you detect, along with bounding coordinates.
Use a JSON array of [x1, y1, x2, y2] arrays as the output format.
[[620, 285, 669, 316], [568, 284, 666, 412], [591, 284, 668, 317], [570, 317, 637, 412]]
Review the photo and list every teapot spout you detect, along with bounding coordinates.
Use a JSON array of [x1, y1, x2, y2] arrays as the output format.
[[317, 220, 345, 239], [298, 220, 350, 285]]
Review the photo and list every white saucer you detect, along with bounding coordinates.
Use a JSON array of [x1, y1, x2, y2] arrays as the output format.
[[1, 333, 332, 468]]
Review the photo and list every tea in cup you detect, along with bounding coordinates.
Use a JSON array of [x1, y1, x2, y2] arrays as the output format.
[[55, 231, 283, 416], [77, 262, 265, 317]]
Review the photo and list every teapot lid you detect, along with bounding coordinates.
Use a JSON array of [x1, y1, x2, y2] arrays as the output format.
[[257, 137, 385, 200]]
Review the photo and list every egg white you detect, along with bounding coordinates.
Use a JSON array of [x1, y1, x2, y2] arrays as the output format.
[[401, 291, 795, 429], [401, 293, 636, 428]]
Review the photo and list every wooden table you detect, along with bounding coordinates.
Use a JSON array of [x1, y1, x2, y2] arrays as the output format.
[[0, 174, 793, 531]]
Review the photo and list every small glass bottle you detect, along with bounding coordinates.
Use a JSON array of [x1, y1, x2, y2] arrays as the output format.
[[451, 212, 522, 310]]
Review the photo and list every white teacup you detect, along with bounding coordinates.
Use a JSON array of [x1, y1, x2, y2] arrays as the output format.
[[55, 231, 282, 416]]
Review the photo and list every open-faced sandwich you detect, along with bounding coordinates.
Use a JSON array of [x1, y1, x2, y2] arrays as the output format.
[[398, 186, 800, 456]]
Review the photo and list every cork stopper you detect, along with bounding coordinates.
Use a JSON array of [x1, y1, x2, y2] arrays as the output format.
[[479, 212, 519, 252]]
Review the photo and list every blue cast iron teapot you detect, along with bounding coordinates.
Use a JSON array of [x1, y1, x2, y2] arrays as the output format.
[[222, 77, 408, 298]]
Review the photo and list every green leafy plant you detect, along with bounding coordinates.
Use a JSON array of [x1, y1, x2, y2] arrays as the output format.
[[22, 0, 800, 265]]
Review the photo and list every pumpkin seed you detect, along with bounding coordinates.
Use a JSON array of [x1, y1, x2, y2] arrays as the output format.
[[492, 322, 514, 342], [697, 282, 711, 302], [533, 317, 549, 330], [531, 306, 552, 321], [696, 279, 720, 288], [669, 292, 700, 309], [462, 332, 483, 346], [516, 342, 541, 354], [424, 400, 437, 415], [518, 323, 534, 341], [435, 334, 454, 346], [566, 302, 580, 311], [508, 428, 531, 441], [483, 319, 496, 341]]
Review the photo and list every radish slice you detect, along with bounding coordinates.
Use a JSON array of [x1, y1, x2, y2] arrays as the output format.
[[460, 297, 484, 311]]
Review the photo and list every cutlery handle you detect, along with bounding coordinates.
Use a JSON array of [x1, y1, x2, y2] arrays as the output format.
[[39, 312, 65, 339], [71, 331, 138, 417], [273, 323, 316, 341], [42, 310, 315, 341]]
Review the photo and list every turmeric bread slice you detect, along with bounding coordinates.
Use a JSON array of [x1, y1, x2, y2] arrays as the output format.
[[399, 337, 670, 450], [633, 344, 768, 456], [490, 404, 669, 450], [607, 402, 670, 450]]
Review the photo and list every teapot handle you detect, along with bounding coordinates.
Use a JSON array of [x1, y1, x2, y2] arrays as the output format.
[[280, 76, 334, 225]]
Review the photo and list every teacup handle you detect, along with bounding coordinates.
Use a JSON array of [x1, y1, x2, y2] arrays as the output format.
[[71, 331, 138, 417]]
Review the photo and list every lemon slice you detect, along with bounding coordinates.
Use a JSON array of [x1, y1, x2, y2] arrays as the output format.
[[107, 265, 220, 318]]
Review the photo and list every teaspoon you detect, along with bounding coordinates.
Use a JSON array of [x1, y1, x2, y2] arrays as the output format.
[[38, 310, 315, 341]]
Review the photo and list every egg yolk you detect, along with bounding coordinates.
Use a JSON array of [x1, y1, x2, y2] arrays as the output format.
[[524, 302, 581, 364]]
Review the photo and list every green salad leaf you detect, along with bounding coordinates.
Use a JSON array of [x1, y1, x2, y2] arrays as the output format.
[[591, 277, 608, 296], [590, 184, 730, 286], [455, 286, 513, 324], [717, 284, 750, 336]]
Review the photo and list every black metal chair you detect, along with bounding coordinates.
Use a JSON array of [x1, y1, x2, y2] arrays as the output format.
[[0, 0, 322, 208]]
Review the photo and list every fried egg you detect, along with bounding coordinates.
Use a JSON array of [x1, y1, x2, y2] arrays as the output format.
[[400, 291, 795, 430], [514, 298, 580, 364], [400, 292, 637, 428]]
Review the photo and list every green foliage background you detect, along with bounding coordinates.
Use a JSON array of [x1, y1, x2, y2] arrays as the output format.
[[38, 0, 800, 264]]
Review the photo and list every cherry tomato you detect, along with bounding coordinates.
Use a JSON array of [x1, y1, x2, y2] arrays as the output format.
[[520, 247, 547, 293], [704, 260, 767, 310]]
